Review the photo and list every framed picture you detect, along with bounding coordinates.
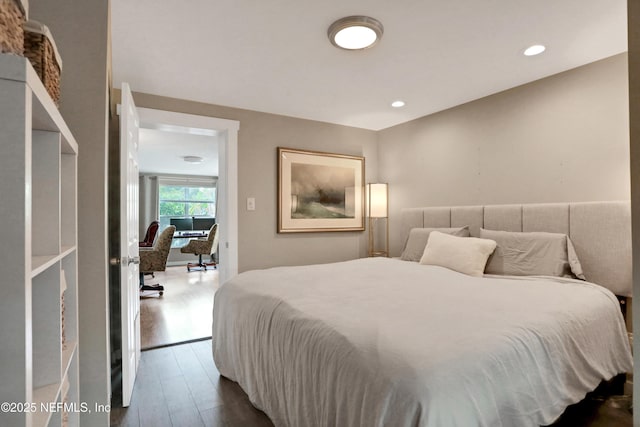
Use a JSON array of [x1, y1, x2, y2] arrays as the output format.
[[278, 147, 365, 233]]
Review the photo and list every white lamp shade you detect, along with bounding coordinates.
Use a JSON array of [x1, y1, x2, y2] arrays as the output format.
[[367, 183, 388, 218]]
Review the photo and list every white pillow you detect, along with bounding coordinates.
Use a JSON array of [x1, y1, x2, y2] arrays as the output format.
[[400, 226, 470, 262], [419, 231, 497, 277]]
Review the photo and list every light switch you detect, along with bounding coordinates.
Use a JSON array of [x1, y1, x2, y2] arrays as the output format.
[[247, 197, 256, 211]]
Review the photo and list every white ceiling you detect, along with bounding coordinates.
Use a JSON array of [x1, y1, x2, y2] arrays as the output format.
[[138, 128, 219, 176], [111, 0, 627, 131]]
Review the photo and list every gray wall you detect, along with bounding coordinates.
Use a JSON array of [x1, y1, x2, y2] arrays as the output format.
[[139, 174, 159, 237], [378, 53, 631, 256], [29, 0, 111, 425], [117, 54, 631, 267], [110, 91, 379, 272], [21, 3, 636, 423], [628, 0, 640, 421]]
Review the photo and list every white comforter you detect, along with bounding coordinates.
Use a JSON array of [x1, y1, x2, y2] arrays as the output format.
[[212, 258, 632, 427]]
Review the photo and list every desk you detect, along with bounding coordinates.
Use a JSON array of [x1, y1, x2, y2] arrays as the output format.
[[171, 230, 208, 249], [174, 231, 208, 238]]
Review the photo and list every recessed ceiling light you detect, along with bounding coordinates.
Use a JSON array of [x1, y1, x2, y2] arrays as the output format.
[[183, 155, 204, 164], [524, 44, 546, 56], [391, 100, 405, 108], [328, 16, 384, 50]]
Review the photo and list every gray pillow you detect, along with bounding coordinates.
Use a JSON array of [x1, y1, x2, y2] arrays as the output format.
[[401, 226, 470, 262], [479, 228, 586, 279]]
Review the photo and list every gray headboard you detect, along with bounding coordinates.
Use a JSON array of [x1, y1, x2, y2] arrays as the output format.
[[400, 201, 631, 297]]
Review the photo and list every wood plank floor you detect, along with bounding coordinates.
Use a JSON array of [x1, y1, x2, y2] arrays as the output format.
[[140, 266, 219, 349], [111, 340, 632, 427], [110, 339, 273, 427]]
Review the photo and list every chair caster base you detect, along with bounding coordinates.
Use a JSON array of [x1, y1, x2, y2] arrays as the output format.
[[186, 262, 216, 272], [141, 284, 164, 296]]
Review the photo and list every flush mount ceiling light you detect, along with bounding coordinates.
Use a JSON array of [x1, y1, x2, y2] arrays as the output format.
[[391, 100, 405, 108], [183, 155, 204, 164], [328, 16, 384, 50], [524, 44, 546, 56]]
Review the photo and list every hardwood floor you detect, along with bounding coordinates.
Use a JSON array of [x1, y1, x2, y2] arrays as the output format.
[[110, 340, 273, 427], [140, 266, 219, 349], [111, 340, 631, 427]]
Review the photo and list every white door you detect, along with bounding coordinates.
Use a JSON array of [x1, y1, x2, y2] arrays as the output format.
[[119, 82, 141, 407]]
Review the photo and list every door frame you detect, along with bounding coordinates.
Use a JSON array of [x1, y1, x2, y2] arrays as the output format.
[[136, 107, 239, 285]]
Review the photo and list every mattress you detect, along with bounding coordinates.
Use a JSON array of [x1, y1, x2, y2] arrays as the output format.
[[212, 257, 632, 427]]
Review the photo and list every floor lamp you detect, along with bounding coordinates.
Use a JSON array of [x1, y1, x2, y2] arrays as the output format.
[[367, 183, 389, 257]]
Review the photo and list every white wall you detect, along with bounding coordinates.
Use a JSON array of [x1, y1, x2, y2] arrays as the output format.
[[378, 53, 630, 255]]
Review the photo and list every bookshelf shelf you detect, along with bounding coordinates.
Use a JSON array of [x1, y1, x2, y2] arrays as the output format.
[[0, 54, 79, 427]]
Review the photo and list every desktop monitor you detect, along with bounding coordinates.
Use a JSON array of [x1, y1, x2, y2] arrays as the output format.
[[170, 217, 193, 231], [192, 217, 215, 231]]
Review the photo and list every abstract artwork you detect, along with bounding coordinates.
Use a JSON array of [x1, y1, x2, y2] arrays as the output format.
[[278, 147, 365, 232]]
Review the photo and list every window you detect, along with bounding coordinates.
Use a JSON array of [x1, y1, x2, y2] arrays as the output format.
[[159, 184, 216, 230]]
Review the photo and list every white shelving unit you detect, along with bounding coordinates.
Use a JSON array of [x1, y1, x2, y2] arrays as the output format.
[[0, 53, 79, 427]]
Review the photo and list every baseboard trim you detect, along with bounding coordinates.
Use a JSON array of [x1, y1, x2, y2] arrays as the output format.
[[141, 336, 212, 352]]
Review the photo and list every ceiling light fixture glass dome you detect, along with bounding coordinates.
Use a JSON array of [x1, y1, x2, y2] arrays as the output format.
[[524, 44, 546, 56], [328, 16, 384, 50]]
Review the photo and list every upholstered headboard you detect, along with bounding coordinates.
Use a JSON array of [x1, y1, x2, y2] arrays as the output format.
[[400, 201, 632, 297]]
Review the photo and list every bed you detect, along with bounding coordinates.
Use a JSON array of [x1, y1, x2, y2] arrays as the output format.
[[212, 201, 633, 427]]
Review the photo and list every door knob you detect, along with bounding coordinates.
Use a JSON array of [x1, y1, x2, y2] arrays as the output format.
[[110, 256, 140, 266]]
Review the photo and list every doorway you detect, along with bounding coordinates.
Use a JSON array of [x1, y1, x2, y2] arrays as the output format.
[[135, 108, 239, 348], [137, 107, 239, 286], [109, 104, 239, 405], [137, 127, 219, 349]]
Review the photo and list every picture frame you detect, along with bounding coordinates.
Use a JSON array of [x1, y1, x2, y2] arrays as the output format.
[[278, 147, 365, 233]]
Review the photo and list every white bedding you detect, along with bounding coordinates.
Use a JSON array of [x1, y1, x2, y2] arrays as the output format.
[[212, 257, 632, 427]]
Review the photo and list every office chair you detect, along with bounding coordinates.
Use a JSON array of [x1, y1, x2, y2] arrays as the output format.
[[180, 223, 219, 271], [139, 225, 176, 295], [139, 220, 160, 247]]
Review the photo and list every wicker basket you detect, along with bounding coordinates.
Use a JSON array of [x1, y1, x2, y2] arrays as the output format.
[[24, 19, 62, 105], [0, 0, 25, 55], [61, 268, 67, 351], [61, 290, 67, 350]]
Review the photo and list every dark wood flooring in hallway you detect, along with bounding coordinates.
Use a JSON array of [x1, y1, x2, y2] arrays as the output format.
[[110, 339, 632, 427]]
